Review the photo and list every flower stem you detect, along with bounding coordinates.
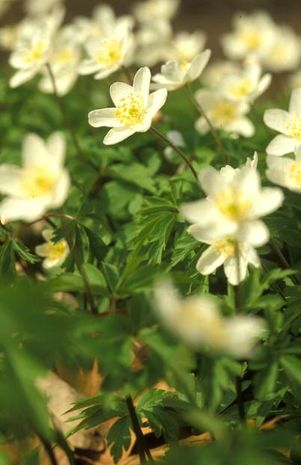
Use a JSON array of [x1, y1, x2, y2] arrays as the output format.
[[150, 126, 198, 180], [46, 64, 97, 171], [184, 84, 227, 165], [234, 242, 246, 423], [125, 395, 153, 463]]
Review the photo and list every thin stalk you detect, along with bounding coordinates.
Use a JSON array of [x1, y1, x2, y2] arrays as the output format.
[[122, 65, 132, 84], [185, 84, 227, 165], [270, 239, 300, 285], [38, 435, 59, 465], [126, 395, 152, 463], [151, 126, 198, 180], [234, 241, 246, 423], [46, 64, 97, 170]]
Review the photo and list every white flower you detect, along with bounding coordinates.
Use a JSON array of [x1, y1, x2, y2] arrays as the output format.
[[0, 133, 70, 223], [181, 161, 283, 243], [79, 27, 131, 80], [195, 89, 254, 138], [135, 20, 172, 66], [264, 88, 301, 156], [88, 67, 167, 145], [218, 63, 271, 103], [35, 229, 69, 269], [191, 231, 262, 286], [152, 50, 211, 91], [171, 31, 206, 63], [39, 29, 81, 96], [134, 0, 179, 24], [266, 150, 301, 193], [153, 280, 265, 358], [222, 11, 276, 62], [9, 28, 53, 88], [202, 60, 240, 88], [164, 130, 185, 160], [262, 26, 301, 73]]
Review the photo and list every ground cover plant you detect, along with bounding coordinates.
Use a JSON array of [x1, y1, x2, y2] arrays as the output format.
[[1, 0, 301, 464]]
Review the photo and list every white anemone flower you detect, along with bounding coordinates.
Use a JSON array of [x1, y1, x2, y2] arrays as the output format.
[[88, 67, 167, 145], [181, 161, 283, 243], [266, 150, 301, 193], [153, 280, 265, 358], [195, 89, 254, 138], [79, 27, 131, 80], [262, 27, 301, 73], [134, 0, 179, 23], [202, 60, 240, 88], [35, 229, 69, 269], [171, 31, 207, 63], [135, 21, 172, 66], [39, 30, 81, 96], [0, 133, 70, 223], [264, 88, 301, 156], [218, 63, 271, 104], [152, 50, 211, 91], [222, 11, 277, 62]]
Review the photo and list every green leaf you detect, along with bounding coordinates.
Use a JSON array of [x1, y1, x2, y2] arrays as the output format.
[[107, 416, 132, 463], [281, 355, 301, 386]]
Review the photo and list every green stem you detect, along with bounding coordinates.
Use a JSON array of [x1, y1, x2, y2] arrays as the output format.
[[185, 84, 227, 165], [151, 126, 198, 180], [125, 395, 152, 463], [46, 64, 97, 171]]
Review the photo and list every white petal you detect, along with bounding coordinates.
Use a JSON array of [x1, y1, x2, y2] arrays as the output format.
[[0, 197, 49, 223], [238, 221, 269, 247], [196, 245, 226, 275], [224, 255, 248, 285], [51, 171, 70, 208], [251, 187, 284, 218], [88, 108, 120, 128], [263, 109, 291, 133], [266, 134, 296, 156], [47, 132, 66, 167], [22, 133, 49, 167], [289, 88, 301, 114], [133, 66, 151, 102], [187, 49, 211, 82], [9, 69, 37, 88], [110, 82, 133, 106], [0, 166, 23, 196], [234, 165, 260, 198], [153, 280, 181, 330], [78, 59, 100, 76], [147, 88, 168, 117], [103, 127, 135, 145], [228, 117, 255, 137], [181, 199, 216, 225]]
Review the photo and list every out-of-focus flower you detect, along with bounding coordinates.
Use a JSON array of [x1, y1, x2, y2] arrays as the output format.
[[135, 21, 172, 66], [35, 229, 69, 269], [195, 89, 254, 137], [39, 29, 81, 96], [79, 27, 131, 80], [25, 0, 64, 16], [0, 133, 70, 223], [88, 67, 167, 145], [262, 27, 301, 73], [153, 280, 265, 357], [218, 63, 271, 103], [171, 31, 206, 63], [152, 50, 211, 91], [164, 130, 185, 160], [202, 60, 240, 87], [222, 11, 276, 62], [181, 161, 283, 243], [134, 0, 179, 23], [264, 88, 301, 156], [266, 150, 301, 193]]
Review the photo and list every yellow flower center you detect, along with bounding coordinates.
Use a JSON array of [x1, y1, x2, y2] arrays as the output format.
[[210, 100, 238, 126], [54, 49, 75, 65], [240, 29, 262, 50], [215, 187, 252, 221], [115, 94, 145, 127], [286, 115, 301, 140], [213, 238, 236, 257], [24, 41, 47, 65], [96, 39, 122, 66], [288, 161, 301, 187], [228, 79, 253, 99], [45, 240, 68, 261], [21, 167, 56, 198]]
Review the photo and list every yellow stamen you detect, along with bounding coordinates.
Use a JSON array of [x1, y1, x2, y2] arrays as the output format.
[[115, 94, 145, 127], [210, 100, 238, 126], [213, 238, 236, 257], [228, 79, 253, 99], [24, 41, 47, 65], [288, 161, 301, 187], [21, 167, 56, 198], [215, 187, 252, 221], [44, 240, 68, 261], [96, 39, 122, 66], [240, 29, 262, 50], [286, 115, 301, 140]]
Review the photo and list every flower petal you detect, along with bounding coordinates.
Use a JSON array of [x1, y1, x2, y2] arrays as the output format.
[[196, 245, 226, 275], [266, 134, 296, 156], [88, 108, 120, 128], [289, 88, 301, 114], [133, 66, 151, 102], [263, 109, 291, 133], [103, 127, 135, 145]]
